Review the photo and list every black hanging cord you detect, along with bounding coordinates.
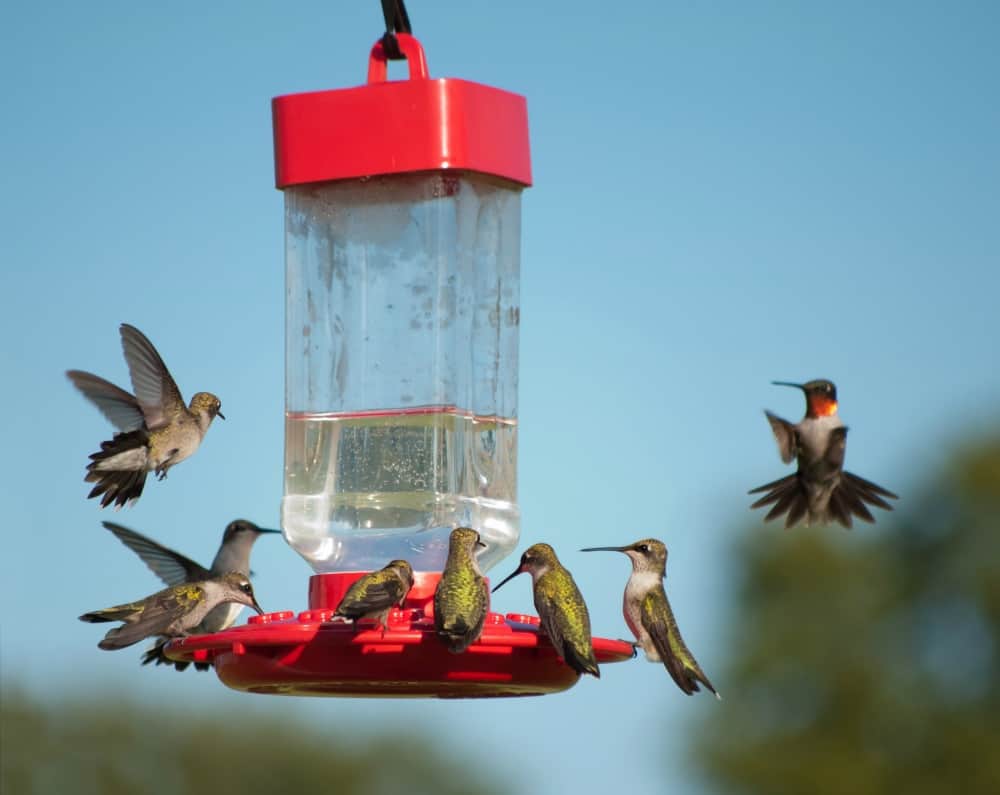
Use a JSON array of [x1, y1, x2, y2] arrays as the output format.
[[380, 0, 412, 60]]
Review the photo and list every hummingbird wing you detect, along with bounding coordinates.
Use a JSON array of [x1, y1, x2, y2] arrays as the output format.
[[67, 370, 146, 432], [433, 572, 489, 653], [640, 585, 719, 698], [119, 324, 186, 430], [335, 572, 408, 619], [534, 573, 600, 678], [764, 411, 798, 464], [90, 584, 207, 650], [103, 521, 211, 586]]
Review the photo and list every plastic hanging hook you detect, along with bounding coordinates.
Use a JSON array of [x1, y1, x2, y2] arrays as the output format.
[[367, 32, 428, 83]]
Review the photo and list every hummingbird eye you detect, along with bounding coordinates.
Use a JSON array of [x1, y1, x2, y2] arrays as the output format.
[[240, 583, 252, 593], [637, 544, 649, 553]]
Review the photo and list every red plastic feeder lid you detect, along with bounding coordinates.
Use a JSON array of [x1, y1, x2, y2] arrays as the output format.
[[272, 33, 532, 188], [165, 572, 635, 699]]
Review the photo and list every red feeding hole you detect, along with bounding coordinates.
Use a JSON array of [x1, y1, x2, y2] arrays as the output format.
[[165, 572, 634, 698]]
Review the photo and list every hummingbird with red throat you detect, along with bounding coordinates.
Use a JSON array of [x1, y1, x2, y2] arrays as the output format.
[[749, 379, 898, 529]]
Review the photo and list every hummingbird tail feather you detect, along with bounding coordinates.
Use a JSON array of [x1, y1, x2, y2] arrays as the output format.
[[747, 474, 793, 497], [85, 431, 150, 508], [79, 610, 119, 623], [827, 488, 855, 528], [438, 622, 476, 654], [828, 472, 898, 527], [87, 469, 148, 508], [752, 469, 897, 530], [692, 668, 720, 698], [97, 626, 144, 650], [141, 638, 195, 671], [843, 471, 899, 500], [842, 471, 898, 509], [563, 644, 600, 678], [97, 613, 179, 650], [749, 474, 811, 529]]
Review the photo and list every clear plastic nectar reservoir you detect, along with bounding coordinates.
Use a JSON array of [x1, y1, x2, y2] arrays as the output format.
[[283, 174, 522, 572]]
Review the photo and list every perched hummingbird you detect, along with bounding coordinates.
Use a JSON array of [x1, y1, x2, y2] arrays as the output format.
[[493, 543, 600, 678], [582, 538, 719, 698], [433, 527, 489, 653], [79, 572, 263, 651], [67, 323, 224, 508], [335, 560, 415, 629], [748, 379, 898, 529], [103, 519, 280, 670]]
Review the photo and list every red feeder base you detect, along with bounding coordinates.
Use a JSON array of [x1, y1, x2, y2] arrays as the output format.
[[165, 572, 635, 698]]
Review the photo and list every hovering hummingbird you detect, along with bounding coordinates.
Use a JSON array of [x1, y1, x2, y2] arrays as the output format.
[[582, 538, 719, 698], [433, 527, 489, 653], [79, 572, 263, 651], [67, 323, 224, 508], [748, 379, 898, 529], [493, 543, 600, 678], [335, 560, 415, 629], [103, 519, 280, 670]]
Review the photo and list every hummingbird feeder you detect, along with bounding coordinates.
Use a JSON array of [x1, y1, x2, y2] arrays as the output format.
[[166, 26, 633, 696]]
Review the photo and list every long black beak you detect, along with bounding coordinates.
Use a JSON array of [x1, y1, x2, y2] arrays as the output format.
[[491, 566, 522, 594], [250, 596, 264, 615], [217, 411, 226, 420], [476, 539, 487, 549], [771, 381, 805, 390], [580, 545, 629, 553], [256, 527, 282, 535]]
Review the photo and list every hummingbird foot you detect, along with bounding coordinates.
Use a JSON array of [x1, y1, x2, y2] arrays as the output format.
[[620, 640, 640, 658], [155, 450, 180, 480]]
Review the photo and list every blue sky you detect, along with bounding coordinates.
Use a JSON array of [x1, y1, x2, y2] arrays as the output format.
[[2, 2, 998, 793]]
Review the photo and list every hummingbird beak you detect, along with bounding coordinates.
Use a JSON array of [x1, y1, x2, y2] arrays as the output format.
[[491, 566, 523, 594], [256, 527, 282, 535], [250, 596, 264, 615], [217, 411, 226, 420], [476, 540, 487, 549], [771, 381, 805, 391], [580, 545, 630, 553]]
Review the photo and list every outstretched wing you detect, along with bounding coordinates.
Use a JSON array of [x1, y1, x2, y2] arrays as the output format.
[[119, 324, 186, 429], [103, 521, 210, 586], [764, 411, 798, 464], [640, 585, 719, 697], [67, 370, 145, 432]]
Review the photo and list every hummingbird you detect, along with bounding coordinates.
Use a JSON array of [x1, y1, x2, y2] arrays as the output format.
[[748, 379, 898, 529], [102, 519, 280, 670], [79, 572, 263, 651], [493, 543, 600, 678], [334, 560, 415, 629], [581, 538, 719, 698], [67, 323, 224, 508], [433, 527, 489, 653]]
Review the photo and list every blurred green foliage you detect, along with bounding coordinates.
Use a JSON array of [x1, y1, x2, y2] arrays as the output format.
[[1, 689, 508, 795], [695, 436, 1000, 794]]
